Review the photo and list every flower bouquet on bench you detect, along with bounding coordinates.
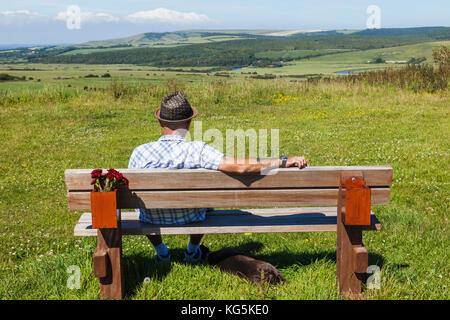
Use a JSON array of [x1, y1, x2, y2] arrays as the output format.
[[90, 169, 129, 229]]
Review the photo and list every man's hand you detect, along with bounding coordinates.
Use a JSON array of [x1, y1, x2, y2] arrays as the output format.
[[286, 156, 308, 169]]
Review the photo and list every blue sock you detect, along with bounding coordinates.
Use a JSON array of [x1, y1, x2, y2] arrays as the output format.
[[187, 241, 200, 254], [154, 242, 169, 257]]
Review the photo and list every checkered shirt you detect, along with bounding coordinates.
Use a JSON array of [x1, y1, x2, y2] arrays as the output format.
[[128, 135, 224, 225]]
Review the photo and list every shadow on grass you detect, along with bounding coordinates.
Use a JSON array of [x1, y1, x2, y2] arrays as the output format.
[[215, 241, 386, 270], [122, 251, 173, 298], [121, 241, 389, 298], [122, 247, 205, 298]]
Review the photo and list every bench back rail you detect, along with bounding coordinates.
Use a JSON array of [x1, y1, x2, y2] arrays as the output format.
[[65, 166, 392, 210]]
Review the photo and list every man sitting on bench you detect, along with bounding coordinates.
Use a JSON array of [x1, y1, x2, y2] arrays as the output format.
[[128, 92, 308, 263]]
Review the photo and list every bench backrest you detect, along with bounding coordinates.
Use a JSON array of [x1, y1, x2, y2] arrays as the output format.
[[65, 166, 393, 210]]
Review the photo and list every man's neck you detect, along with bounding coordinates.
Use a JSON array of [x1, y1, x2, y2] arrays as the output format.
[[163, 127, 188, 137]]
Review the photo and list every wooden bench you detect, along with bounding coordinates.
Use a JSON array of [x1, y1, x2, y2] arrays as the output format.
[[65, 166, 393, 300]]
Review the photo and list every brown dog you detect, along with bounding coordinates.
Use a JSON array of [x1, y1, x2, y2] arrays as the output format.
[[200, 245, 286, 285]]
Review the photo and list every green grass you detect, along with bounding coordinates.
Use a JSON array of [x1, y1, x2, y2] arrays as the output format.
[[0, 71, 448, 300], [0, 64, 209, 92], [59, 47, 140, 56]]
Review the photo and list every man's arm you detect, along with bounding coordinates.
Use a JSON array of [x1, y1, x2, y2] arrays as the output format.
[[217, 156, 308, 174]]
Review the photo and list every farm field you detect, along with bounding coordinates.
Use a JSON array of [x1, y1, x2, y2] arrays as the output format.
[[0, 69, 448, 299], [0, 64, 166, 91], [234, 40, 450, 76], [310, 40, 450, 63]]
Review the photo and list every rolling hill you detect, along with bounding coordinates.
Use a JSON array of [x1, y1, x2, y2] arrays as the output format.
[[77, 30, 272, 48], [29, 27, 450, 68]]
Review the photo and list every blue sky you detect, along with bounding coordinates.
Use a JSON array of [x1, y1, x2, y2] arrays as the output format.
[[1, 0, 449, 44]]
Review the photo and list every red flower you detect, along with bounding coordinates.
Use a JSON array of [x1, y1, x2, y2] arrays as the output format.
[[91, 169, 103, 179], [91, 168, 128, 192]]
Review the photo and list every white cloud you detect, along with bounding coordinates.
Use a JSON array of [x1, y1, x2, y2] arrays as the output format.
[[55, 11, 120, 24], [126, 8, 211, 24], [0, 9, 120, 26], [0, 10, 49, 25], [0, 8, 209, 27]]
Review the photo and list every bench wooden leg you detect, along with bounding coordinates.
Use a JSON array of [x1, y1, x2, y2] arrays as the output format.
[[336, 172, 369, 300], [93, 228, 123, 300], [336, 222, 368, 299]]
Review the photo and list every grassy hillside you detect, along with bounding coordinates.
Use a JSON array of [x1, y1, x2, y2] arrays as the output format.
[[307, 40, 450, 63], [78, 31, 267, 48], [76, 29, 358, 48], [0, 74, 448, 299]]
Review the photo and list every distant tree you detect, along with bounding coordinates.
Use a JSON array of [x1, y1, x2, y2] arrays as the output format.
[[432, 46, 450, 71], [408, 57, 427, 64]]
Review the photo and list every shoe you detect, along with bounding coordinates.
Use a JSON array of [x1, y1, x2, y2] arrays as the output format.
[[154, 252, 171, 263], [184, 246, 202, 263]]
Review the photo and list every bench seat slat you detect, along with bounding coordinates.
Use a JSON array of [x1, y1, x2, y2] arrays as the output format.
[[74, 208, 381, 236]]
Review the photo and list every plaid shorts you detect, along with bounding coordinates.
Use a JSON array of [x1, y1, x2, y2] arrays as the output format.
[[137, 208, 207, 225]]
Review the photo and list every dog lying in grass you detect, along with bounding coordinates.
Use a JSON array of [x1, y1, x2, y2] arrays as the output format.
[[200, 245, 286, 285]]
